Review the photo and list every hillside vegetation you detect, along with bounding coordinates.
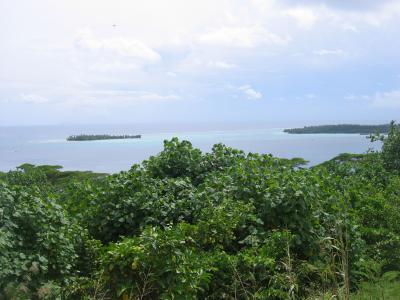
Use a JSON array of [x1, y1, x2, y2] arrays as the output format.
[[1, 123, 400, 299], [284, 124, 393, 134], [67, 134, 141, 141]]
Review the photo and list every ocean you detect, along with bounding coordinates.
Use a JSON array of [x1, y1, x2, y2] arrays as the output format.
[[0, 123, 380, 173]]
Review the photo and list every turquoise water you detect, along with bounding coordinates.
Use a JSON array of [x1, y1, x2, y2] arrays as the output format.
[[0, 124, 379, 173]]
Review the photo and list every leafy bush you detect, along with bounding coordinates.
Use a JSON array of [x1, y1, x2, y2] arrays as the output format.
[[371, 120, 400, 173], [0, 183, 99, 298]]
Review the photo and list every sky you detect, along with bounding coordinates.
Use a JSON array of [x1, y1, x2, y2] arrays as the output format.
[[1, 0, 400, 126]]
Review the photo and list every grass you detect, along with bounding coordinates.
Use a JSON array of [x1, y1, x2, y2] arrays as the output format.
[[307, 278, 400, 300], [351, 280, 400, 300]]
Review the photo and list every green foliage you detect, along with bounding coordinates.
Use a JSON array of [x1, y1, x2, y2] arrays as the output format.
[[352, 277, 400, 300], [102, 225, 214, 299], [5, 164, 49, 189], [101, 224, 299, 299], [67, 134, 141, 141], [371, 120, 400, 173], [84, 173, 203, 242], [284, 123, 394, 134], [0, 182, 99, 298], [3, 163, 106, 192], [313, 271, 400, 300], [143, 138, 206, 182]]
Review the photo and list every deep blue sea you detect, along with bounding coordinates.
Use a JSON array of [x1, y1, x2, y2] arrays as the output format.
[[0, 123, 380, 173]]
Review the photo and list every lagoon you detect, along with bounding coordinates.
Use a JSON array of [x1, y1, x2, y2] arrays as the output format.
[[0, 123, 380, 173]]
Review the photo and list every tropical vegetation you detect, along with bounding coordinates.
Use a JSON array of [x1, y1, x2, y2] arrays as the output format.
[[1, 122, 400, 299], [284, 124, 394, 134], [67, 134, 141, 141]]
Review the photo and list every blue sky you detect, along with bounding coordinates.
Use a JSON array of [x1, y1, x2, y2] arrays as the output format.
[[1, 0, 400, 126]]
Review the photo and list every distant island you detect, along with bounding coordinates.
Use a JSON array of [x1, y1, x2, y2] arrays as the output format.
[[67, 134, 141, 141], [284, 124, 392, 135]]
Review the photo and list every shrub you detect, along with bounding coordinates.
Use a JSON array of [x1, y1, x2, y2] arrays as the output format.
[[0, 183, 99, 298]]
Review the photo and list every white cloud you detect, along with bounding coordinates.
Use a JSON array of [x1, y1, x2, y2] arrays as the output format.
[[74, 90, 180, 105], [341, 23, 359, 33], [166, 72, 177, 77], [136, 92, 180, 101], [344, 94, 357, 100], [344, 94, 372, 101], [17, 90, 180, 107], [305, 93, 317, 99], [239, 85, 263, 99], [285, 7, 318, 29], [208, 61, 237, 69], [75, 29, 161, 63], [344, 94, 370, 101], [373, 90, 400, 108], [294, 93, 317, 100], [20, 94, 49, 104], [90, 61, 138, 72], [2, 0, 400, 125], [313, 49, 347, 56], [344, 90, 400, 108], [178, 57, 237, 72], [198, 26, 290, 48]]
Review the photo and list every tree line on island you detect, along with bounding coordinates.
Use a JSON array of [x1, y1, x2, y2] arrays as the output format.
[[284, 123, 397, 134], [67, 134, 141, 141], [1, 122, 400, 299]]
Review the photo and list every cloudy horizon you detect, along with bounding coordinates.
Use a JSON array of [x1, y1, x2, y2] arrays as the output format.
[[1, 0, 400, 126]]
